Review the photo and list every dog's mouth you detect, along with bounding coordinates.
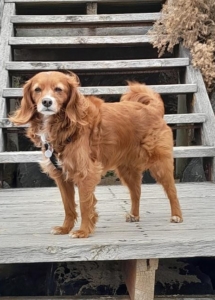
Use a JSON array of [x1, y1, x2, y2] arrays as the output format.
[[38, 107, 56, 116], [40, 108, 56, 115]]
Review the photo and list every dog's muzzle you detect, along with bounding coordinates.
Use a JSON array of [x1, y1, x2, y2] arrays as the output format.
[[42, 97, 53, 108]]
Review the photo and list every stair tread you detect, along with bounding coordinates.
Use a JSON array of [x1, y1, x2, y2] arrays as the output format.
[[6, 0, 162, 3], [11, 12, 161, 24], [3, 84, 198, 97], [0, 113, 207, 128], [1, 146, 215, 163], [6, 58, 189, 71], [9, 35, 152, 46]]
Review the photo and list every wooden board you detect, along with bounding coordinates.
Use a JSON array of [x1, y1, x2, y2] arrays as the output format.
[[6, 58, 189, 71], [0, 3, 15, 152], [0, 297, 215, 300], [9, 35, 152, 46], [0, 145, 215, 163], [3, 84, 198, 98], [0, 113, 206, 128], [11, 13, 161, 24], [1, 182, 215, 263], [5, 0, 163, 3]]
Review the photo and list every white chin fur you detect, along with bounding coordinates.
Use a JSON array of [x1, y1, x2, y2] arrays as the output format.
[[39, 110, 56, 115]]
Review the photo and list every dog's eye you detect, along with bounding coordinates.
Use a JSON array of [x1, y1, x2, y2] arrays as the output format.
[[55, 87, 62, 92], [35, 87, 41, 93]]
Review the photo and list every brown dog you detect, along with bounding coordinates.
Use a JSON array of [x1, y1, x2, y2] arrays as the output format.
[[10, 71, 183, 238]]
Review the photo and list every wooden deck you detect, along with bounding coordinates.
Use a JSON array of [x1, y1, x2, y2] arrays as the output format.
[[1, 182, 215, 264]]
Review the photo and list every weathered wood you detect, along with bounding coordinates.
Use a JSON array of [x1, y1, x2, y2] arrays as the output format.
[[0, 146, 215, 163], [1, 183, 215, 263], [175, 94, 188, 178], [6, 58, 189, 71], [3, 84, 198, 97], [164, 113, 206, 124], [179, 46, 215, 147], [5, 0, 163, 3], [0, 297, 215, 300], [179, 45, 215, 181], [0, 113, 206, 128], [15, 26, 151, 37], [0, 3, 15, 152], [86, 2, 97, 14], [9, 35, 152, 46], [123, 259, 158, 300], [0, 0, 4, 29], [11, 13, 161, 24]]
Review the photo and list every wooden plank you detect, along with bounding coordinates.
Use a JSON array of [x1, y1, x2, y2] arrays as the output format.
[[1, 183, 215, 263], [0, 296, 212, 300], [0, 146, 215, 163], [0, 113, 206, 128], [2, 84, 198, 98], [6, 58, 189, 71], [0, 0, 4, 29], [11, 13, 161, 24], [9, 35, 152, 46], [15, 26, 151, 37], [123, 259, 158, 300], [86, 2, 97, 14], [5, 0, 163, 3], [0, 3, 15, 152], [0, 297, 214, 300], [164, 113, 206, 124]]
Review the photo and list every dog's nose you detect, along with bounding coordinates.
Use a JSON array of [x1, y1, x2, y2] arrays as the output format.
[[42, 98, 52, 108]]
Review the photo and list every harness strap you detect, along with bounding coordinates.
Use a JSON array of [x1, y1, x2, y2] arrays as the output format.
[[44, 143, 62, 170]]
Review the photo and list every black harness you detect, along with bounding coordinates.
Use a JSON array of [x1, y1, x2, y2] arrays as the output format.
[[43, 136, 72, 171], [44, 142, 62, 170]]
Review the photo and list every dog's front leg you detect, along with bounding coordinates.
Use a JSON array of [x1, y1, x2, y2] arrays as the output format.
[[70, 163, 101, 238], [51, 174, 77, 235], [70, 185, 98, 238]]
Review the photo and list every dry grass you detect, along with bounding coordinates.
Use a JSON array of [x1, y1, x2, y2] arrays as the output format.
[[149, 0, 215, 92]]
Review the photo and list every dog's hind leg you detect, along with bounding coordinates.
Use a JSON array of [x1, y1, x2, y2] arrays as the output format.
[[149, 157, 183, 223], [116, 166, 142, 222], [50, 173, 77, 235]]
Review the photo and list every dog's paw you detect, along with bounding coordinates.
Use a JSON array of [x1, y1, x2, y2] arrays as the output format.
[[126, 213, 140, 222], [51, 226, 70, 235], [170, 216, 183, 223], [69, 230, 90, 238]]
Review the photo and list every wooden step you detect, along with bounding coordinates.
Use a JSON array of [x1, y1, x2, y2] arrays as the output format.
[[0, 297, 214, 300], [0, 114, 207, 128], [9, 35, 152, 47], [5, 0, 162, 3], [3, 84, 198, 98], [6, 58, 189, 71], [1, 146, 215, 163], [11, 12, 161, 24]]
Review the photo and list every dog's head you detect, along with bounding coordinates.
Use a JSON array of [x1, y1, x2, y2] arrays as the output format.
[[10, 71, 83, 125]]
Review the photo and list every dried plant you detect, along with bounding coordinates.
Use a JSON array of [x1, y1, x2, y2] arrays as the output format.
[[148, 0, 215, 91]]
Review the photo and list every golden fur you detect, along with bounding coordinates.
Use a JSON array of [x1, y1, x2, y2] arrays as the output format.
[[9, 71, 183, 238]]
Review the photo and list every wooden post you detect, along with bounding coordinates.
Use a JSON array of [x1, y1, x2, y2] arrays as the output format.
[[86, 2, 97, 15], [123, 259, 159, 300], [176, 94, 188, 178], [0, 3, 16, 188]]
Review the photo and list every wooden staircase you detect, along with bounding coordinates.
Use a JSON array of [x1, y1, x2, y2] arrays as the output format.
[[1, 1, 215, 299]]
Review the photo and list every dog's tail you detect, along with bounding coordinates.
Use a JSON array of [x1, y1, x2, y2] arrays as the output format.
[[120, 82, 164, 117]]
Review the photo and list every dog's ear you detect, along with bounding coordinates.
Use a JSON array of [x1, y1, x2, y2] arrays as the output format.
[[9, 79, 36, 125], [65, 74, 88, 126]]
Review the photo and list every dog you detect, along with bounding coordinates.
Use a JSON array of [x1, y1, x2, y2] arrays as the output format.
[[9, 71, 183, 238]]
